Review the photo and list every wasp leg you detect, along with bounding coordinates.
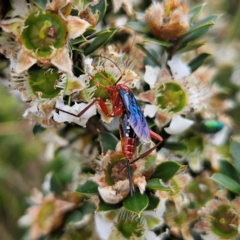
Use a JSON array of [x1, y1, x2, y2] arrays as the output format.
[[118, 134, 163, 173], [126, 159, 134, 197]]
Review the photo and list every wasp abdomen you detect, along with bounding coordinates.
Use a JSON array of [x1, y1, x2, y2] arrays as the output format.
[[121, 137, 137, 160], [119, 111, 137, 160]]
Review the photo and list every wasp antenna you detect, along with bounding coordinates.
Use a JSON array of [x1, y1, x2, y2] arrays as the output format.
[[91, 64, 113, 85], [88, 72, 106, 88], [122, 33, 136, 74], [126, 159, 134, 197], [95, 55, 123, 85]]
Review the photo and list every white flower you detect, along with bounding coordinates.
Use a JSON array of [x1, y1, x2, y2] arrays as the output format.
[[53, 99, 97, 127], [168, 55, 191, 79], [144, 65, 161, 89], [1, 0, 90, 75], [164, 115, 194, 134]]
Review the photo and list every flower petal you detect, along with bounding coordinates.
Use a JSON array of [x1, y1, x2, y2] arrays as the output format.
[[64, 75, 86, 95], [144, 65, 161, 89], [47, 0, 70, 12], [209, 126, 231, 146], [51, 48, 73, 75], [7, 0, 30, 18], [95, 213, 113, 240], [164, 115, 194, 134], [16, 48, 37, 73], [53, 100, 97, 127], [144, 104, 157, 118], [66, 16, 90, 39], [168, 55, 190, 79], [0, 19, 24, 36]]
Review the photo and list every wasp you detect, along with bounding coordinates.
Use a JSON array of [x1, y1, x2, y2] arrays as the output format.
[[55, 57, 163, 196]]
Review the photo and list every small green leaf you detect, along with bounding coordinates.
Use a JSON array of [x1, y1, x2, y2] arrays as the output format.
[[188, 53, 211, 72], [76, 180, 98, 195], [98, 198, 122, 211], [164, 142, 187, 151], [181, 26, 211, 44], [71, 36, 85, 45], [123, 192, 149, 216], [33, 123, 46, 135], [99, 132, 119, 154], [211, 173, 240, 194], [143, 37, 173, 47], [125, 21, 150, 34], [86, 28, 116, 40], [81, 201, 97, 215], [176, 42, 205, 54], [189, 4, 204, 24], [49, 173, 62, 195], [219, 160, 240, 183], [230, 138, 240, 175], [188, 15, 218, 34], [181, 15, 218, 44], [65, 211, 83, 225], [136, 43, 160, 66], [146, 194, 160, 210], [83, 27, 118, 55], [147, 178, 171, 191], [84, 27, 96, 36], [89, 0, 107, 23], [32, 0, 47, 9], [151, 161, 182, 182]]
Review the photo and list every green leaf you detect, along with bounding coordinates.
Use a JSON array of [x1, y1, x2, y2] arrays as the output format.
[[188, 53, 211, 72], [125, 21, 150, 34], [76, 180, 98, 195], [211, 173, 240, 194], [98, 198, 122, 211], [219, 160, 240, 183], [65, 211, 83, 225], [175, 42, 205, 54], [32, 0, 47, 9], [151, 161, 182, 182], [164, 142, 187, 151], [32, 123, 46, 135], [136, 43, 160, 66], [81, 201, 97, 215], [86, 28, 116, 40], [188, 15, 218, 35], [143, 37, 173, 47], [181, 26, 210, 44], [99, 132, 119, 154], [189, 4, 204, 24], [84, 27, 96, 36], [123, 192, 149, 216], [147, 178, 171, 191], [146, 194, 160, 210], [89, 0, 107, 23], [70, 35, 86, 45], [181, 15, 218, 44], [83, 27, 118, 55], [49, 173, 62, 195], [230, 137, 240, 175]]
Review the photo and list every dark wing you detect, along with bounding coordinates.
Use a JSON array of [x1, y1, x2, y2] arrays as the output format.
[[118, 88, 150, 144]]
